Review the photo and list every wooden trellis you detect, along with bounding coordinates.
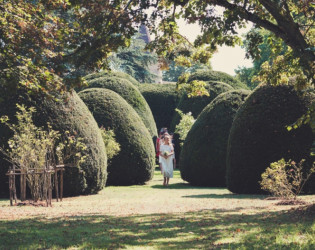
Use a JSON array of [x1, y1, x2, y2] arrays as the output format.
[[6, 165, 65, 207]]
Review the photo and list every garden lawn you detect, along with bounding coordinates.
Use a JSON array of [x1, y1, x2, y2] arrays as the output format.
[[0, 169, 314, 249]]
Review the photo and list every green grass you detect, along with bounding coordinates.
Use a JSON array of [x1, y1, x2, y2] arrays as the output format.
[[0, 169, 314, 249]]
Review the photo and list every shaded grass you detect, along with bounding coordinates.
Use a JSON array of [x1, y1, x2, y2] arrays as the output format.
[[0, 169, 314, 249], [0, 208, 314, 249]]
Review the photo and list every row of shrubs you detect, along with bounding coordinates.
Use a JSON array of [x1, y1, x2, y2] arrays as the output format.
[[0, 71, 156, 197], [1, 69, 313, 196], [179, 84, 314, 194], [138, 70, 314, 194]]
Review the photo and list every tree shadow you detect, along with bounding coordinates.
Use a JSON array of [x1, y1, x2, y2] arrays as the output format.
[[151, 182, 224, 190], [183, 193, 267, 200], [0, 207, 313, 249]]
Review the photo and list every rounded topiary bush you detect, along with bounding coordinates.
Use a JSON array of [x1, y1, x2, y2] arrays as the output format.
[[226, 84, 314, 194], [83, 76, 157, 138], [78, 88, 155, 185], [84, 71, 139, 86], [188, 70, 248, 89], [0, 91, 107, 197], [180, 89, 251, 186], [139, 83, 181, 130], [170, 81, 233, 131]]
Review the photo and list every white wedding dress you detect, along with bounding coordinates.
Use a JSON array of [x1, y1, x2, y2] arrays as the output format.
[[159, 144, 174, 178]]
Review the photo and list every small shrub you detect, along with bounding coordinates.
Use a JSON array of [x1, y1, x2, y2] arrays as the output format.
[[0, 105, 87, 202], [260, 159, 315, 200], [174, 109, 195, 147], [100, 127, 120, 161], [226, 85, 314, 194], [0, 91, 107, 197]]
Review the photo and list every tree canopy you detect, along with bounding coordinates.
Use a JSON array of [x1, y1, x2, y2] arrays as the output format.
[[0, 0, 146, 97], [1, 0, 314, 99], [148, 0, 314, 85]]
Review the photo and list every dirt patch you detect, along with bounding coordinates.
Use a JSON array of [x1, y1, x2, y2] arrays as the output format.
[[276, 199, 308, 206], [15, 200, 49, 207]]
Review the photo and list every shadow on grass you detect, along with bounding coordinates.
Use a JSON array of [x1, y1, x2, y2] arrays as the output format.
[[183, 194, 267, 200], [151, 182, 200, 189], [0, 207, 314, 249], [151, 182, 223, 190]]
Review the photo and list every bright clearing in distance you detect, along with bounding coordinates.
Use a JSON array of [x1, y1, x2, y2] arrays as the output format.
[[178, 20, 253, 76]]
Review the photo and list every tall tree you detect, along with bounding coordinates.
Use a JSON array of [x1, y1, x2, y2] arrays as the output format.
[[236, 28, 288, 89], [148, 0, 315, 85], [0, 0, 146, 97], [108, 35, 159, 83]]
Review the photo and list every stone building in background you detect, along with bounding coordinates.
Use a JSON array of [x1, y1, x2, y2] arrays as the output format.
[[139, 25, 163, 83]]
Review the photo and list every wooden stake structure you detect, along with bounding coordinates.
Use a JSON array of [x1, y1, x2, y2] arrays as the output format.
[[6, 164, 65, 207]]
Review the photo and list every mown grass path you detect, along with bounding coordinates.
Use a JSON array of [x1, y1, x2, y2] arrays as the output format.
[[0, 169, 314, 249]]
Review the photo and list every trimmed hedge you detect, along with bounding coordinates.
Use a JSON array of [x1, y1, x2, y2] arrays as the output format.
[[138, 83, 181, 130], [78, 88, 155, 185], [84, 71, 139, 86], [226, 85, 314, 194], [83, 76, 157, 138], [180, 89, 251, 186], [0, 91, 107, 197], [170, 81, 233, 131], [188, 70, 248, 89]]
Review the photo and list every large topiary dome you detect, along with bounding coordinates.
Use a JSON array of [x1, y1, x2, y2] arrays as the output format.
[[180, 89, 251, 186], [82, 76, 157, 138], [0, 91, 107, 197], [170, 81, 233, 131], [84, 71, 140, 86], [188, 70, 248, 90], [78, 88, 155, 185], [226, 85, 314, 194], [139, 83, 181, 130]]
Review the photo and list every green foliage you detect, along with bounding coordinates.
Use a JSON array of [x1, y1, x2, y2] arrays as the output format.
[[84, 71, 140, 87], [78, 88, 155, 186], [149, 0, 315, 85], [174, 109, 195, 147], [82, 76, 157, 138], [0, 105, 87, 201], [138, 83, 181, 129], [177, 73, 209, 97], [0, 0, 147, 96], [108, 35, 159, 83], [170, 81, 233, 131], [188, 70, 248, 90], [162, 61, 212, 82], [236, 28, 288, 89], [100, 127, 120, 161], [252, 51, 310, 89], [180, 89, 250, 187], [226, 85, 314, 194], [0, 91, 107, 197], [260, 159, 315, 200]]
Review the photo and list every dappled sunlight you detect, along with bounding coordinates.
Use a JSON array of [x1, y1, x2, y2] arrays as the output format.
[[1, 169, 314, 220], [0, 208, 314, 249], [0, 169, 314, 248]]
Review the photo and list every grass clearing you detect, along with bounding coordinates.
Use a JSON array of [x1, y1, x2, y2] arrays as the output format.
[[0, 169, 314, 249]]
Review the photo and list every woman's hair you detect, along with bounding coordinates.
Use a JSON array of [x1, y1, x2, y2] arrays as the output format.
[[163, 135, 174, 150]]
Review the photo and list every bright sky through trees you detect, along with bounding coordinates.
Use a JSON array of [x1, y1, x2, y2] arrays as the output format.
[[178, 19, 253, 75]]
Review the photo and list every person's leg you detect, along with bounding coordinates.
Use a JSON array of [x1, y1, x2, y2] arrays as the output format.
[[163, 177, 166, 186], [166, 177, 170, 185]]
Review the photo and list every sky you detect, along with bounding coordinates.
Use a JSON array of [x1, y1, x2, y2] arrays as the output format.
[[178, 20, 253, 75]]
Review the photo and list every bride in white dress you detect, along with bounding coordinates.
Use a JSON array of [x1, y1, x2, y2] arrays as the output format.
[[159, 135, 175, 186]]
